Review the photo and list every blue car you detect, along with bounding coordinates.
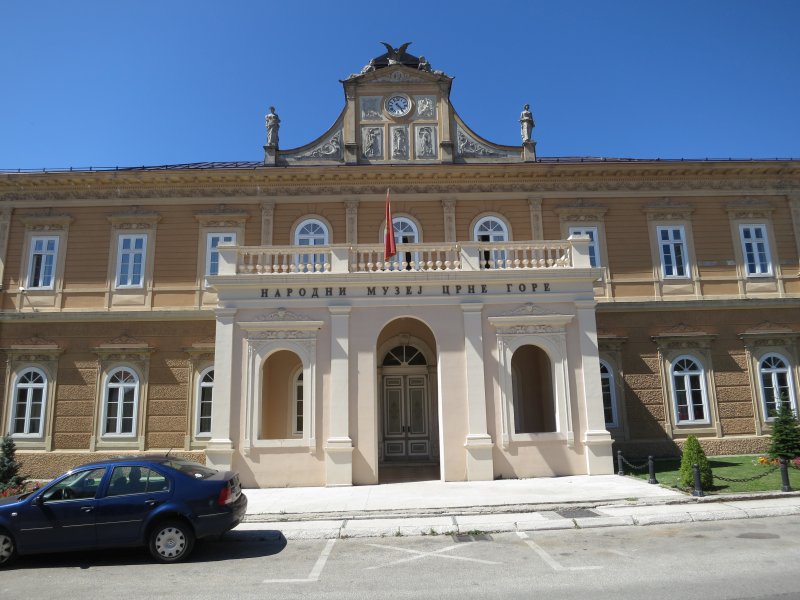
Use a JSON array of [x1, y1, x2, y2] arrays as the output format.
[[0, 456, 247, 566]]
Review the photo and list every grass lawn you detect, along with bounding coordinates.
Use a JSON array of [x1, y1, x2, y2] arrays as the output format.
[[628, 454, 799, 494]]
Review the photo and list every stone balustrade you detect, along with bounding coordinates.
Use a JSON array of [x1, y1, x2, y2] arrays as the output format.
[[217, 236, 591, 276]]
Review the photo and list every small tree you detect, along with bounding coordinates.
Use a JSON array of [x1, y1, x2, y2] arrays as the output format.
[[768, 403, 800, 460], [678, 434, 713, 489], [0, 434, 26, 491]]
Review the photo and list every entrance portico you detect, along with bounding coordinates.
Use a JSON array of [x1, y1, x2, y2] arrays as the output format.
[[205, 236, 614, 488]]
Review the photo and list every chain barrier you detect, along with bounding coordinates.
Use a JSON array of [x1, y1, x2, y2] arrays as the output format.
[[619, 455, 649, 472], [713, 464, 779, 483]]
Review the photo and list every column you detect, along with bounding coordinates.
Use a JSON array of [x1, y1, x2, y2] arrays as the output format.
[[575, 300, 614, 474], [462, 304, 494, 481], [206, 308, 237, 470], [345, 199, 359, 244], [260, 200, 274, 245], [326, 306, 353, 485], [528, 196, 543, 240], [0, 208, 11, 288]]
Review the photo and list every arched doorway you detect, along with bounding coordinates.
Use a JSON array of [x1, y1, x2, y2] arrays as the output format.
[[376, 318, 440, 483]]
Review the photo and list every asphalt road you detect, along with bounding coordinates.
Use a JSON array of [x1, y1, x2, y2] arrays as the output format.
[[2, 517, 799, 600]]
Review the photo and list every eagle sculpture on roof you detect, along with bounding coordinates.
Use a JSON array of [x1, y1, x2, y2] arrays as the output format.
[[380, 41, 412, 64]]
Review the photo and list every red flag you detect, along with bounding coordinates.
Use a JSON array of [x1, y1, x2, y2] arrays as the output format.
[[384, 188, 397, 261]]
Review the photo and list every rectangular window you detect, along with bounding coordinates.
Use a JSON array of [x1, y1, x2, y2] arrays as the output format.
[[27, 236, 59, 289], [657, 226, 688, 278], [739, 224, 772, 276], [206, 232, 236, 277], [198, 386, 213, 434], [568, 226, 599, 267], [293, 373, 303, 435], [116, 234, 147, 288], [675, 373, 706, 422]]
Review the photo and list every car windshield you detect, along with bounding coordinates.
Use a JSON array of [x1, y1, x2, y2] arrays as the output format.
[[162, 459, 218, 479]]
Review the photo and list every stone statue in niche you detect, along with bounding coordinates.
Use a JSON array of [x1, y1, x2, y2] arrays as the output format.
[[363, 127, 382, 158], [519, 104, 534, 143], [265, 106, 280, 148], [391, 128, 408, 159], [417, 126, 434, 158]]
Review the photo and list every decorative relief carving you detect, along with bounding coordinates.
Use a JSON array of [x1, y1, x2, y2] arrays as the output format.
[[390, 126, 409, 160], [104, 334, 148, 346], [362, 127, 383, 159], [255, 308, 310, 321], [496, 324, 559, 334], [260, 200, 274, 246], [456, 128, 505, 158], [195, 206, 249, 227], [345, 199, 359, 244], [726, 198, 774, 219], [374, 70, 424, 83], [248, 330, 315, 340], [415, 96, 436, 118], [502, 302, 560, 317], [293, 130, 343, 160], [555, 201, 608, 223], [415, 125, 436, 158], [360, 97, 384, 120], [108, 210, 160, 229], [10, 334, 57, 347], [643, 199, 693, 221]]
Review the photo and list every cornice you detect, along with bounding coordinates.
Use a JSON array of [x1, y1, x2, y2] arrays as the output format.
[[1, 161, 798, 202]]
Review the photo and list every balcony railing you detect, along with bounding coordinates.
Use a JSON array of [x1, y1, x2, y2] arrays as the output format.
[[220, 236, 592, 276]]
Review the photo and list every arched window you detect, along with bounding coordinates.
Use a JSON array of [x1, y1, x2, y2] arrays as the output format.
[[671, 356, 709, 424], [11, 368, 47, 436], [599, 361, 618, 428], [473, 216, 509, 269], [104, 367, 139, 436], [292, 370, 303, 435], [295, 218, 329, 272], [511, 345, 555, 433], [383, 217, 421, 271], [759, 354, 795, 419], [382, 345, 427, 367], [197, 368, 214, 436]]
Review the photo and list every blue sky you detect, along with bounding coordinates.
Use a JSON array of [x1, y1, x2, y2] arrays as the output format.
[[2, 1, 798, 169]]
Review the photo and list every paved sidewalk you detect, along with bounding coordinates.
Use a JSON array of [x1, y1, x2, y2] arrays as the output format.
[[237, 475, 800, 539]]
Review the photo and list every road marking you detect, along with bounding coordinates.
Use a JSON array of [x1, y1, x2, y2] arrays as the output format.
[[263, 538, 336, 583], [365, 542, 501, 570], [516, 532, 601, 572]]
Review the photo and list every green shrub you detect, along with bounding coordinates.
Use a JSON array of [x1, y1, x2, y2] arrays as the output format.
[[768, 403, 800, 460], [0, 435, 26, 491], [678, 435, 712, 489]]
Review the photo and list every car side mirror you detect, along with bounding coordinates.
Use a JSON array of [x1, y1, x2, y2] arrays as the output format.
[[34, 494, 45, 506]]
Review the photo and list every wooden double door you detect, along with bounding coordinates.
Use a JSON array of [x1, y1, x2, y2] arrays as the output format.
[[382, 372, 432, 461]]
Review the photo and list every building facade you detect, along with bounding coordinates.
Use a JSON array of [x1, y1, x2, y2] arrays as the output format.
[[2, 45, 799, 487]]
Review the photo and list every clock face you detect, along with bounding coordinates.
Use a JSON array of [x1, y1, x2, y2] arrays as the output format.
[[385, 95, 411, 117]]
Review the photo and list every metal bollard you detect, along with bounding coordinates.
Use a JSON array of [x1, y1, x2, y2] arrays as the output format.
[[648, 455, 658, 485], [780, 458, 792, 493], [692, 463, 704, 497], [617, 450, 624, 476]]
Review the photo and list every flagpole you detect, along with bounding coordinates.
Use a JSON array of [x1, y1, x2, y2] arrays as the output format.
[[384, 187, 397, 262]]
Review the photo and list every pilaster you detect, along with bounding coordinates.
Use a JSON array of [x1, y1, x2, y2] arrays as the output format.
[[528, 196, 543, 240], [260, 200, 275, 245], [442, 198, 457, 243], [326, 306, 353, 485], [206, 308, 237, 470], [0, 207, 11, 290], [461, 304, 494, 481], [345, 199, 359, 244], [575, 300, 614, 474]]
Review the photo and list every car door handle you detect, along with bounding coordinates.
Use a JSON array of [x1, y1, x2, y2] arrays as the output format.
[[144, 499, 160, 508], [80, 506, 94, 513]]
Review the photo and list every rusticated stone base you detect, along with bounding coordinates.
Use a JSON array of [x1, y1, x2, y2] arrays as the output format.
[[614, 436, 770, 459], [18, 451, 207, 480]]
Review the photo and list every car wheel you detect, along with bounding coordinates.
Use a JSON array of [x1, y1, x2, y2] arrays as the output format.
[[148, 520, 195, 563], [0, 529, 16, 568]]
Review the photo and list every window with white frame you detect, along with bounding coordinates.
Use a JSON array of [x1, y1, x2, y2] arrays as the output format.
[[206, 233, 236, 277], [474, 216, 509, 269], [569, 226, 600, 267], [115, 234, 147, 288], [672, 356, 709, 424], [27, 236, 59, 289], [292, 370, 303, 435], [384, 217, 420, 270], [295, 219, 329, 273], [657, 226, 689, 278], [197, 368, 214, 436], [11, 368, 47, 436], [759, 354, 795, 418], [739, 224, 772, 277], [599, 361, 618, 428], [103, 367, 139, 436]]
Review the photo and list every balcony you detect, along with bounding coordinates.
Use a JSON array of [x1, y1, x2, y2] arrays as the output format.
[[218, 237, 592, 276]]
